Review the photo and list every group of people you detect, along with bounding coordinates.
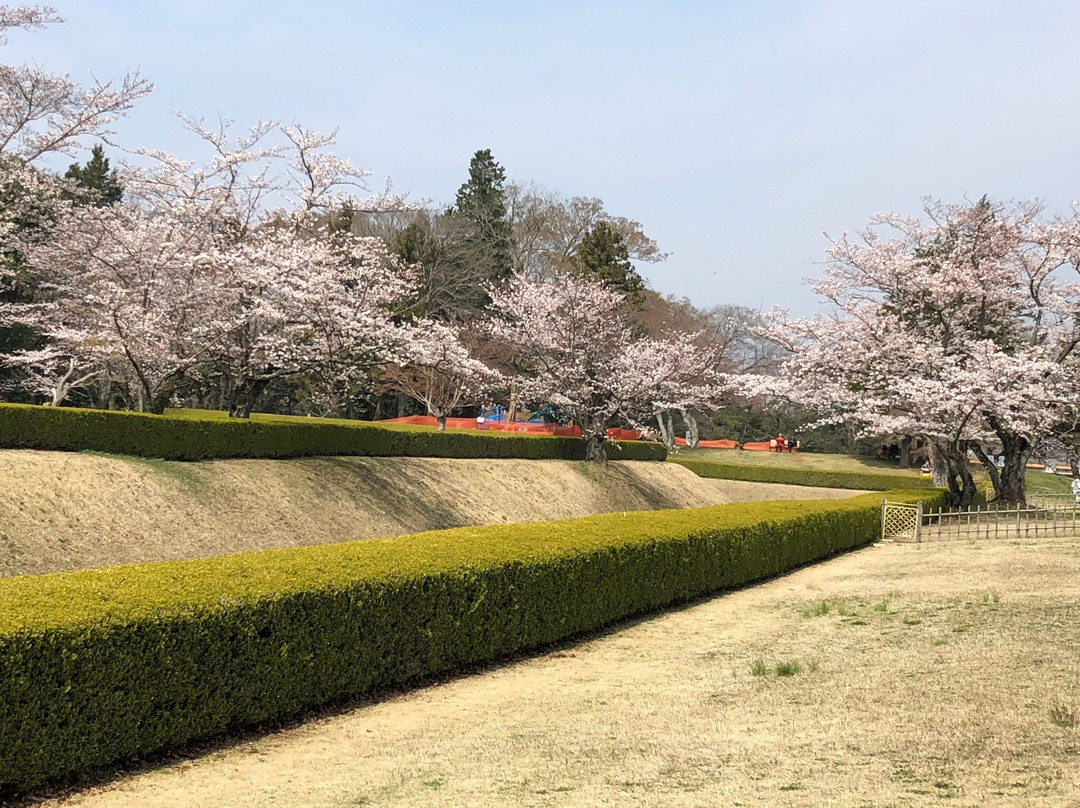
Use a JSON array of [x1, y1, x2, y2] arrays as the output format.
[[771, 433, 798, 453]]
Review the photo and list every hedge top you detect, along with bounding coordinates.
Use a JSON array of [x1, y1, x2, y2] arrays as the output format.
[[0, 489, 935, 636], [0, 403, 666, 463]]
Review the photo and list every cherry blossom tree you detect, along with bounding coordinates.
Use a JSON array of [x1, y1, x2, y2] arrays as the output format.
[[640, 296, 775, 450], [0, 4, 151, 401], [211, 225, 415, 418], [11, 198, 224, 411], [759, 198, 1080, 505], [0, 6, 151, 164], [9, 118, 415, 414], [489, 271, 726, 462], [383, 321, 498, 431]]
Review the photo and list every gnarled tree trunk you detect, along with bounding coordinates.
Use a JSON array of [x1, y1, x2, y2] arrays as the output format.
[[929, 439, 977, 508], [681, 409, 700, 449], [971, 442, 1002, 499], [584, 429, 608, 463], [996, 437, 1030, 506], [986, 417, 1032, 506], [655, 411, 676, 452]]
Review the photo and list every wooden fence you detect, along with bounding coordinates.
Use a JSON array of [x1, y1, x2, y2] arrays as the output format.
[[882, 498, 1080, 543]]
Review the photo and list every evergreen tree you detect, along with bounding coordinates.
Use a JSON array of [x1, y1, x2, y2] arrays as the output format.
[[64, 145, 122, 206], [452, 149, 512, 279], [574, 221, 646, 304]]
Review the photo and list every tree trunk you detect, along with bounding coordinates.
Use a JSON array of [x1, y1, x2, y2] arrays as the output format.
[[655, 411, 673, 450], [987, 418, 1031, 506], [396, 393, 407, 418], [148, 378, 180, 416], [970, 442, 1002, 499], [929, 439, 976, 508], [147, 394, 170, 416], [585, 429, 608, 464], [507, 381, 518, 425], [899, 435, 912, 468], [229, 378, 270, 419], [928, 441, 950, 489], [681, 410, 700, 449], [436, 414, 447, 432], [996, 437, 1031, 506]]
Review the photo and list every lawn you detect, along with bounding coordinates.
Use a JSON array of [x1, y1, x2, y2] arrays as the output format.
[[678, 447, 1077, 496], [1026, 469, 1073, 497], [674, 446, 923, 476], [44, 534, 1080, 807]]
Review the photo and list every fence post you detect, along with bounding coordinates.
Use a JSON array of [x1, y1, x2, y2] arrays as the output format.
[[916, 500, 923, 543], [881, 498, 887, 543]]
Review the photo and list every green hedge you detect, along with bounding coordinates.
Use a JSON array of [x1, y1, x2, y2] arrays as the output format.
[[669, 458, 934, 491], [0, 488, 942, 794], [0, 404, 666, 462]]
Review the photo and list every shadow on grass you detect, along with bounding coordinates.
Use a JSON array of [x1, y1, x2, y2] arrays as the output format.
[[80, 450, 207, 490]]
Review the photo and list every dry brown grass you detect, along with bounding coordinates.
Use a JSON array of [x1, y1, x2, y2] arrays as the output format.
[[0, 450, 866, 578], [36, 536, 1080, 808]]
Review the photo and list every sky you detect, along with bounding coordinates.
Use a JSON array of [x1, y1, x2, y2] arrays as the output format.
[[8, 0, 1080, 313]]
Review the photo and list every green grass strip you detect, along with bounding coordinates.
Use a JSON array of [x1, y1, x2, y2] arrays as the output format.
[[669, 457, 934, 490]]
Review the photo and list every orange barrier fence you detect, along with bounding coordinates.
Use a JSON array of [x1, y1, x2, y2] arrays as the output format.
[[673, 437, 739, 449], [379, 417, 768, 448], [379, 416, 643, 441]]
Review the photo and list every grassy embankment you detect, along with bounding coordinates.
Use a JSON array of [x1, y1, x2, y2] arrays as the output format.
[[0, 451, 732, 578], [675, 446, 1073, 496], [673, 447, 923, 475]]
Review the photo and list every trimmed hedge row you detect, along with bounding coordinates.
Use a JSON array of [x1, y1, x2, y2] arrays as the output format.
[[0, 403, 666, 462], [669, 457, 934, 491], [0, 488, 942, 793]]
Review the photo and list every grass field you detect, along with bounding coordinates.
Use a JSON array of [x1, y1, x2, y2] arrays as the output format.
[[674, 446, 923, 475], [1026, 470, 1073, 497], [38, 534, 1080, 807], [679, 447, 1077, 496]]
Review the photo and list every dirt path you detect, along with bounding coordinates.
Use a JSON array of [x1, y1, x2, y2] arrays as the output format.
[[40, 536, 1080, 808]]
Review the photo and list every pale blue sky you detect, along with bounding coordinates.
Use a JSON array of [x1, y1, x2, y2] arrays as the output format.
[[9, 1, 1080, 312]]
